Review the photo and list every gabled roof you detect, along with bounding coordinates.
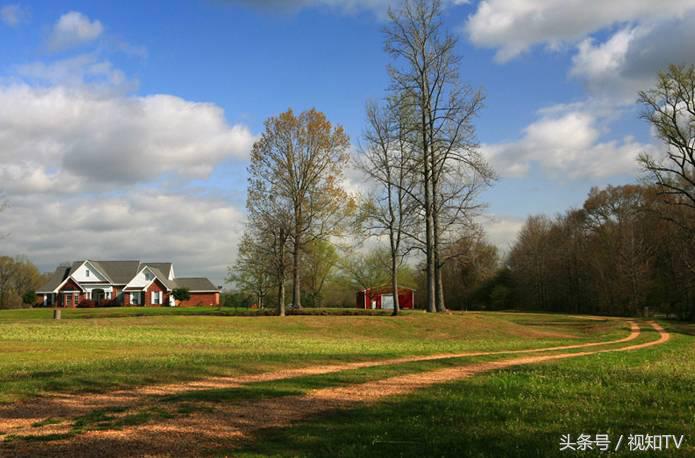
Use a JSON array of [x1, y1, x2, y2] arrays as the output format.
[[123, 265, 175, 291], [142, 262, 173, 279], [37, 266, 71, 293], [147, 266, 176, 290], [173, 277, 218, 292], [69, 260, 113, 283], [36, 260, 218, 294], [91, 260, 141, 284]]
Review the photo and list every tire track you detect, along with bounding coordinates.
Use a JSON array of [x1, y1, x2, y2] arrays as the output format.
[[0, 321, 669, 458]]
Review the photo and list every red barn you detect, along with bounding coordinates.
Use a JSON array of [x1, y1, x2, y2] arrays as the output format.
[[356, 286, 415, 310]]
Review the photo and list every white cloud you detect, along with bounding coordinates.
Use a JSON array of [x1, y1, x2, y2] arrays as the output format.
[[482, 107, 651, 179], [1, 4, 26, 26], [15, 54, 129, 89], [47, 11, 103, 51], [465, 0, 695, 62], [0, 191, 245, 286], [480, 215, 525, 252], [570, 15, 695, 101], [0, 81, 255, 191], [0, 51, 255, 284]]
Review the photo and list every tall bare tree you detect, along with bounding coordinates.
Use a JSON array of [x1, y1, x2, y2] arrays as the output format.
[[639, 64, 695, 235], [248, 108, 352, 311], [358, 100, 418, 315], [384, 0, 491, 312]]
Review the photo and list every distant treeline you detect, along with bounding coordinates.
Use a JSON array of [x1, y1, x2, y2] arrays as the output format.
[[459, 185, 694, 320]]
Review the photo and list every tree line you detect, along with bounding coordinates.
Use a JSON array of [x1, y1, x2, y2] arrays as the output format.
[[475, 65, 695, 320], [0, 256, 45, 308]]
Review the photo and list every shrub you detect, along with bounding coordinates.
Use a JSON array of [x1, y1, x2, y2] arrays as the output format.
[[77, 299, 96, 308], [97, 298, 120, 307], [172, 288, 191, 305], [22, 291, 37, 306]]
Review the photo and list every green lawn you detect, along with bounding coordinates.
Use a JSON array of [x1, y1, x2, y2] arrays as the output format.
[[0, 308, 627, 403], [1, 308, 691, 456], [231, 322, 695, 457]]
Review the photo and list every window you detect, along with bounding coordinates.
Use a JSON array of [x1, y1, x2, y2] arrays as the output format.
[[66, 294, 72, 306], [152, 291, 161, 305], [130, 292, 139, 305], [144, 271, 154, 281], [74, 294, 79, 305], [85, 269, 90, 277]]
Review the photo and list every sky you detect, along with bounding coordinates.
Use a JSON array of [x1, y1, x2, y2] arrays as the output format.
[[1, 0, 694, 286]]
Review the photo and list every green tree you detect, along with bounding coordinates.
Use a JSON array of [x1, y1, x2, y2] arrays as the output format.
[[248, 108, 353, 311], [301, 240, 340, 308], [172, 288, 191, 306]]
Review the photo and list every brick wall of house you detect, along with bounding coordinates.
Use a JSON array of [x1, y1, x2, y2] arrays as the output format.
[[178, 292, 219, 307], [59, 279, 83, 308], [145, 279, 169, 307], [112, 286, 121, 303]]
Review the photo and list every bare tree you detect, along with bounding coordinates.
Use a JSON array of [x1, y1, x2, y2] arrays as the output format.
[[248, 108, 352, 311], [385, 0, 492, 312], [227, 231, 273, 309], [243, 180, 293, 315], [357, 99, 418, 315], [639, 64, 695, 235]]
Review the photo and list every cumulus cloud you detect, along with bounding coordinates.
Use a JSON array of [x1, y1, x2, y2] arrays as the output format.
[[480, 215, 525, 252], [0, 191, 245, 286], [47, 11, 103, 51], [465, 0, 695, 62], [482, 107, 651, 179], [0, 81, 255, 192], [570, 15, 695, 101], [1, 4, 27, 26]]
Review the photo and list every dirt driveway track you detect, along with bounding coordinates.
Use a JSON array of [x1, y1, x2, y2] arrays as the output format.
[[0, 321, 668, 457]]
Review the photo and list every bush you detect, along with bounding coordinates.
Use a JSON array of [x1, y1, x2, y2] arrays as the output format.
[[172, 288, 191, 305], [97, 298, 120, 307], [22, 291, 37, 306], [222, 291, 254, 308], [77, 299, 96, 308]]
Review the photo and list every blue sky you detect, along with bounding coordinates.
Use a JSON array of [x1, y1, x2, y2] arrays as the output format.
[[1, 0, 694, 285]]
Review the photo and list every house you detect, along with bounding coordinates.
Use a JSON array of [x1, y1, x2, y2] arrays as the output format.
[[356, 286, 415, 310], [36, 260, 220, 307]]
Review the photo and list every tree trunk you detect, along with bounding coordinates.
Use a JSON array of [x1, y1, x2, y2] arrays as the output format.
[[292, 218, 302, 310], [432, 181, 446, 312], [390, 238, 400, 317], [278, 279, 285, 317], [422, 105, 436, 313], [435, 260, 446, 312]]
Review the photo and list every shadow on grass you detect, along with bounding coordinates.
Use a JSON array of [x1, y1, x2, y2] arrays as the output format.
[[230, 336, 694, 458]]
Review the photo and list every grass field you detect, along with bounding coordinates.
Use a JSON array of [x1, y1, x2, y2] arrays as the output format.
[[0, 308, 692, 456]]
